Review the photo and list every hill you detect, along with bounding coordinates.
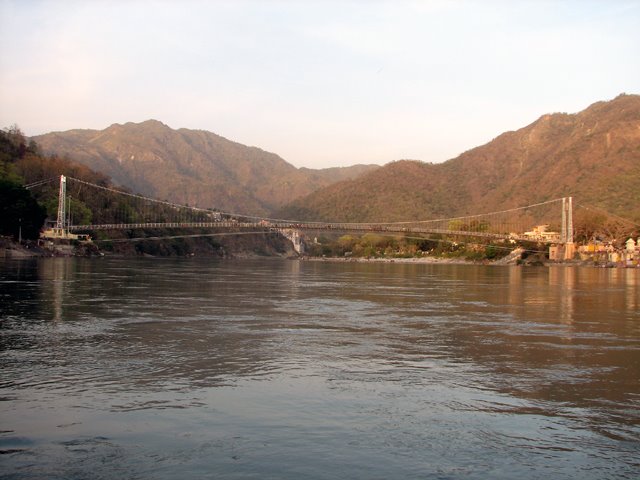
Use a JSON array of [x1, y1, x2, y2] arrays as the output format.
[[33, 120, 378, 215], [278, 94, 640, 223], [0, 127, 296, 256]]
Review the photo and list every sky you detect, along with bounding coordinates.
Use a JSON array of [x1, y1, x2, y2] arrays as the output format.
[[1, 0, 639, 169]]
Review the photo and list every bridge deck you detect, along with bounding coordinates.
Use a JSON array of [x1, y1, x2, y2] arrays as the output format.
[[67, 221, 559, 244]]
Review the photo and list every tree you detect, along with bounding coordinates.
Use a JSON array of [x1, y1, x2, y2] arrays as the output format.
[[448, 219, 465, 231], [0, 125, 36, 163], [574, 209, 607, 242], [0, 179, 47, 240], [337, 234, 357, 254], [468, 219, 490, 232], [574, 208, 638, 245], [68, 198, 93, 225]]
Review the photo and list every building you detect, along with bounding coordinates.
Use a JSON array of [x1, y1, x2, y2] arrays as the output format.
[[524, 225, 561, 242], [40, 227, 91, 242], [626, 238, 636, 252], [576, 238, 640, 267]]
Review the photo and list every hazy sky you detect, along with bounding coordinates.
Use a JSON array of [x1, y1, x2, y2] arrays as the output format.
[[1, 1, 638, 168]]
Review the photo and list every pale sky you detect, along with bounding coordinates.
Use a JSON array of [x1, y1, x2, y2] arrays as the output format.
[[1, 1, 638, 169]]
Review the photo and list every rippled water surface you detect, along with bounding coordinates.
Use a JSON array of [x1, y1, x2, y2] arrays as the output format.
[[1, 258, 639, 479]]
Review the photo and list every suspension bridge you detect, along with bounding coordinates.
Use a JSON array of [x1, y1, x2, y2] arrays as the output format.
[[28, 175, 577, 258]]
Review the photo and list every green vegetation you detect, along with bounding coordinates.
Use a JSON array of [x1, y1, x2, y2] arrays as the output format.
[[2, 125, 201, 228], [1, 126, 114, 236], [0, 126, 47, 239], [305, 233, 514, 262], [0, 125, 293, 257], [0, 178, 47, 239], [0, 126, 201, 246]]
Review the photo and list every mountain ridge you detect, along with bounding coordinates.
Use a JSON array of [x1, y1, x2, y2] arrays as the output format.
[[32, 94, 640, 223], [34, 120, 379, 215], [277, 94, 640, 222]]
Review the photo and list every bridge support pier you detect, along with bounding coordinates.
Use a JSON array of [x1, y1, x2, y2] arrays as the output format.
[[550, 243, 576, 261], [278, 229, 304, 255]]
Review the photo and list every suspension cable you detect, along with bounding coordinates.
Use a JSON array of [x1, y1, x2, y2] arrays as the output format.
[[66, 176, 567, 229], [24, 177, 59, 189], [575, 202, 640, 227]]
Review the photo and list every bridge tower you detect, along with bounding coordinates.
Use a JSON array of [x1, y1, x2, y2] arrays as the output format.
[[55, 175, 67, 235], [560, 196, 575, 260]]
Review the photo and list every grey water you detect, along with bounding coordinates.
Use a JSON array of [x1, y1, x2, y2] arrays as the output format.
[[0, 257, 639, 479]]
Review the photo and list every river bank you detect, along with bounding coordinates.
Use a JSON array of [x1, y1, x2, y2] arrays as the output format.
[[0, 237, 522, 264], [0, 232, 296, 259], [2, 237, 612, 267], [299, 246, 542, 266], [0, 236, 99, 258], [1, 238, 54, 258]]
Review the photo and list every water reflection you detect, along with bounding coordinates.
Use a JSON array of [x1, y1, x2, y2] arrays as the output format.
[[548, 266, 575, 323], [1, 258, 639, 479], [38, 258, 77, 322]]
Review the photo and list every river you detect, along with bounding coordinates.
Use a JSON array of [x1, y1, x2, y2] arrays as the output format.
[[1, 258, 639, 479]]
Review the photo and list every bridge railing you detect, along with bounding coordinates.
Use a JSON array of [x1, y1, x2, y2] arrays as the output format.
[[68, 221, 561, 244]]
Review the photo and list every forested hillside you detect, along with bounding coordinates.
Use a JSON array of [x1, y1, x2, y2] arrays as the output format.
[[0, 127, 293, 256], [1, 125, 134, 239]]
